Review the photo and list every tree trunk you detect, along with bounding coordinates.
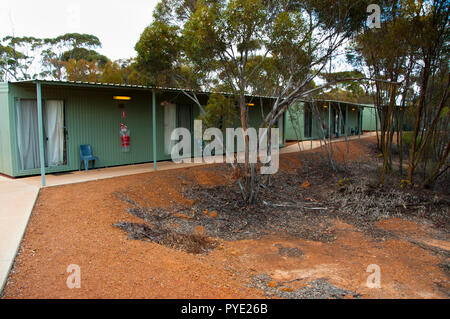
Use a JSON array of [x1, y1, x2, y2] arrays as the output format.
[[407, 59, 431, 183], [423, 140, 450, 188], [398, 111, 404, 176], [381, 86, 397, 186]]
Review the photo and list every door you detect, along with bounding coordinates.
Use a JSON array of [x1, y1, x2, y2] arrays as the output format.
[[45, 100, 65, 166], [15, 99, 65, 170], [177, 104, 193, 132]]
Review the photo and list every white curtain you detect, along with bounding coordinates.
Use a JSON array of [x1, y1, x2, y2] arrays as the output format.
[[164, 104, 176, 155], [15, 99, 41, 170], [45, 100, 64, 166], [15, 99, 64, 170]]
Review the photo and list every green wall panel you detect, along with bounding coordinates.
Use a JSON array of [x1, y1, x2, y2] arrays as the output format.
[[3, 82, 284, 177], [286, 101, 363, 141], [8, 84, 160, 176], [0, 83, 13, 175]]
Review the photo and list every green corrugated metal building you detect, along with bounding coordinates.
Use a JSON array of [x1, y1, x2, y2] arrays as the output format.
[[285, 100, 374, 141], [0, 80, 285, 181]]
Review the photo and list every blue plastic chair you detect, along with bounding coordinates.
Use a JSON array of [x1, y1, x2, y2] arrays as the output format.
[[79, 145, 99, 172]]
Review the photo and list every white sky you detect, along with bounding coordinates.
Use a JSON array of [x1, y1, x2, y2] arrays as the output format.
[[0, 0, 354, 78], [0, 0, 159, 61]]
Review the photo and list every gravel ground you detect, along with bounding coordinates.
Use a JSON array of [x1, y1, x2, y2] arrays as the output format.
[[249, 274, 360, 299], [2, 136, 448, 299]]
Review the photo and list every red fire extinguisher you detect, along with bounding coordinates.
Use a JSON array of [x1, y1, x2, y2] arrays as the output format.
[[120, 123, 130, 152]]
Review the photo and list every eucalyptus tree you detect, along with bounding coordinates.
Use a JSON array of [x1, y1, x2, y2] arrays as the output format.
[[351, 2, 415, 185], [405, 0, 449, 184], [348, 0, 449, 186], [41, 33, 106, 80], [136, 0, 371, 203], [0, 36, 42, 81]]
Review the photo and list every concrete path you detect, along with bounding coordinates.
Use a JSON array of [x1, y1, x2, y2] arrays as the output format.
[[0, 176, 39, 293], [20, 132, 376, 188], [0, 132, 376, 293], [281, 131, 376, 154]]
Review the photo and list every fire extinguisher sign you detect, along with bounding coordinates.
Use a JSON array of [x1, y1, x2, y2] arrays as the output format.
[[120, 123, 130, 152]]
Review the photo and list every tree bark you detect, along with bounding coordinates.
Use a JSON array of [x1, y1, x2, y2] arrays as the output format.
[[407, 58, 431, 183]]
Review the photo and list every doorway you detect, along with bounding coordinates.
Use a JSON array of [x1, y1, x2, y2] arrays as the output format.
[[177, 104, 193, 132], [163, 104, 194, 157], [15, 99, 66, 170]]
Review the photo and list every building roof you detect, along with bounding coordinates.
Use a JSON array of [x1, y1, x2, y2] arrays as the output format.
[[295, 98, 375, 108], [8, 79, 276, 100], [7, 80, 375, 108]]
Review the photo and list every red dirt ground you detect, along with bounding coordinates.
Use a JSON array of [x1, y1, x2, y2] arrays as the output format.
[[2, 137, 449, 299]]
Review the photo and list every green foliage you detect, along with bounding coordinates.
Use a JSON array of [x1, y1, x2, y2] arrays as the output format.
[[64, 59, 99, 82], [44, 33, 101, 49], [0, 33, 110, 82], [135, 20, 181, 85], [116, 59, 146, 85], [304, 0, 372, 33], [198, 93, 238, 129], [0, 36, 42, 80], [317, 70, 372, 103], [182, 2, 222, 69], [246, 55, 282, 96], [61, 48, 109, 67], [135, 0, 372, 102], [0, 31, 148, 85], [99, 61, 124, 84], [401, 131, 434, 156]]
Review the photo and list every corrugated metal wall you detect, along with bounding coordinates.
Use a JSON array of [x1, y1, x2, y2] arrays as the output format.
[[64, 88, 154, 169], [362, 107, 379, 131], [3, 83, 283, 177], [7, 84, 165, 176], [286, 102, 363, 141]]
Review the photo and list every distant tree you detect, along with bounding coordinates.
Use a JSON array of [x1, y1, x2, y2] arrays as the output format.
[[135, 20, 182, 86], [0, 36, 42, 81], [99, 61, 124, 84], [198, 93, 238, 129], [41, 33, 107, 81], [319, 70, 369, 101], [61, 48, 109, 67], [135, 10, 207, 113], [64, 58, 100, 82], [116, 58, 146, 85]]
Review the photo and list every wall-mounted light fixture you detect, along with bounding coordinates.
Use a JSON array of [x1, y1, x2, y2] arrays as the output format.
[[246, 103, 255, 107], [323, 105, 328, 109], [113, 96, 132, 101]]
